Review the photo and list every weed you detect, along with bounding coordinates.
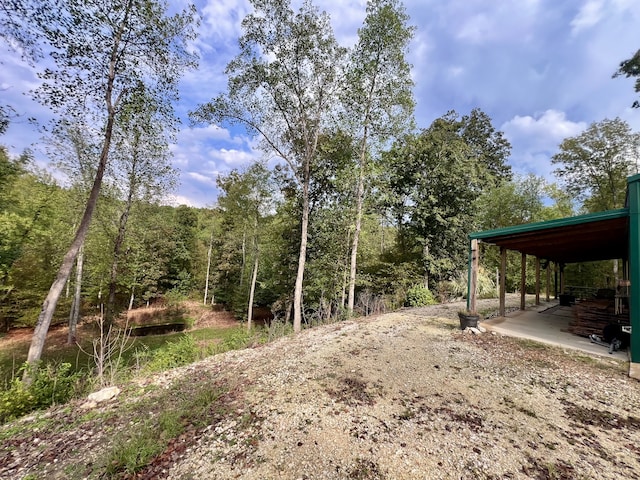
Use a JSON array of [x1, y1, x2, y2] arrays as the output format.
[[101, 381, 231, 476], [0, 362, 84, 423], [142, 334, 200, 372], [106, 424, 164, 476], [348, 458, 385, 479]]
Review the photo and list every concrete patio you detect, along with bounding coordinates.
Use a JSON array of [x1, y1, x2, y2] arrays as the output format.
[[481, 301, 629, 361]]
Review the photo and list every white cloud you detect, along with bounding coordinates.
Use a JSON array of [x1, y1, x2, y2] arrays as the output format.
[[570, 0, 605, 35], [456, 13, 495, 44], [210, 147, 259, 167], [164, 193, 200, 208], [502, 110, 587, 146], [186, 171, 217, 186], [501, 110, 588, 179]]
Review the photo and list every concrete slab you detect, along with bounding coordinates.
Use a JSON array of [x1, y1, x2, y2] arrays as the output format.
[[480, 302, 629, 361]]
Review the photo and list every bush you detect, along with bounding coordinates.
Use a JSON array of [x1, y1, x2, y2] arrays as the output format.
[[142, 334, 199, 372], [405, 284, 437, 307], [0, 362, 84, 423]]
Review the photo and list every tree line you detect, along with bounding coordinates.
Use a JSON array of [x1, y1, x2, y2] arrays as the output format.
[[1, 0, 640, 372]]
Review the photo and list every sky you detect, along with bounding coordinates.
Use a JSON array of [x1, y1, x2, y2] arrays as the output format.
[[1, 0, 640, 208]]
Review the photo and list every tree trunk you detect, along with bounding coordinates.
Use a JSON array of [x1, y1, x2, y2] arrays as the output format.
[[247, 249, 259, 331], [128, 287, 135, 311], [204, 228, 213, 305], [347, 171, 364, 315], [293, 160, 311, 333], [106, 204, 132, 327], [67, 246, 84, 345], [107, 147, 138, 326], [26, 108, 116, 373], [422, 243, 429, 290], [25, 11, 125, 372], [240, 230, 246, 287]]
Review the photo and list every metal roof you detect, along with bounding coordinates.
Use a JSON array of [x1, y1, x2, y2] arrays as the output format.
[[470, 208, 629, 263]]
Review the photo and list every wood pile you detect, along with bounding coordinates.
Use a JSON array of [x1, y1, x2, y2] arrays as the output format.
[[567, 299, 629, 337]]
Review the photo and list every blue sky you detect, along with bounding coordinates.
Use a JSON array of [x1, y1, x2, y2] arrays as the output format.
[[2, 0, 640, 207]]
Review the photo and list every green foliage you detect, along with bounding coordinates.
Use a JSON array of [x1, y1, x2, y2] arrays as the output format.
[[614, 48, 640, 108], [0, 362, 84, 423], [141, 334, 199, 372], [405, 284, 436, 307], [551, 117, 639, 212], [384, 109, 512, 287], [106, 426, 162, 475], [440, 268, 497, 300], [163, 289, 188, 307], [103, 383, 228, 476]]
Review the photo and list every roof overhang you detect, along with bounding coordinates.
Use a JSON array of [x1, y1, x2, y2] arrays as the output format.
[[470, 208, 629, 264]]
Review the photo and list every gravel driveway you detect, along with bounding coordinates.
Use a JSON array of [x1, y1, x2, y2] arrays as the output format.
[[2, 295, 639, 479]]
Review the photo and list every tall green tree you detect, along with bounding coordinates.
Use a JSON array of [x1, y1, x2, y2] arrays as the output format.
[[216, 164, 275, 328], [191, 0, 345, 332], [342, 0, 415, 316], [384, 110, 511, 287], [105, 86, 178, 324], [615, 48, 640, 108], [24, 0, 198, 368], [551, 117, 640, 212]]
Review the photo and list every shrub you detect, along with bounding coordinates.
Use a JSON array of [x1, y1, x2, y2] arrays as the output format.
[[143, 334, 199, 372], [0, 362, 84, 423], [405, 284, 437, 307]]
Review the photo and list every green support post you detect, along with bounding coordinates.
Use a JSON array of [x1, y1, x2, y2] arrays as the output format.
[[627, 174, 640, 367]]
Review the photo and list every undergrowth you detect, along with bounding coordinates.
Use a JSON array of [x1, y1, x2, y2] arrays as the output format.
[[102, 382, 230, 476], [0, 362, 85, 423]]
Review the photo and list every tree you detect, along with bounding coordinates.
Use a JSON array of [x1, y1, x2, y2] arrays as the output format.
[[342, 0, 415, 316], [614, 48, 640, 108], [191, 0, 345, 332], [477, 174, 547, 231], [551, 117, 640, 212], [105, 86, 178, 324], [216, 164, 275, 327], [23, 0, 198, 369], [384, 110, 511, 287]]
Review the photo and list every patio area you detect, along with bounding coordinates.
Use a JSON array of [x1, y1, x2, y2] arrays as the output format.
[[481, 301, 629, 361]]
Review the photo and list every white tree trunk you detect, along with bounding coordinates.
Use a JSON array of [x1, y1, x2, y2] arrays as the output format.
[[128, 287, 135, 311], [204, 229, 213, 305], [67, 246, 84, 345], [247, 253, 259, 331], [293, 164, 310, 333]]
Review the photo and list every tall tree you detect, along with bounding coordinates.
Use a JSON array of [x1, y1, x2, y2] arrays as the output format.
[[23, 0, 198, 369], [216, 164, 275, 327], [191, 0, 345, 332], [342, 0, 415, 316], [105, 86, 178, 324], [384, 110, 511, 287], [551, 117, 640, 212], [614, 48, 640, 108]]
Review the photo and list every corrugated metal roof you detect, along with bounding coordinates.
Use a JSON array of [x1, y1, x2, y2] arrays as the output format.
[[470, 208, 629, 263]]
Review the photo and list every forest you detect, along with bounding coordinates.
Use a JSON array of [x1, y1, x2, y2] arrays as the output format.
[[1, 0, 640, 398]]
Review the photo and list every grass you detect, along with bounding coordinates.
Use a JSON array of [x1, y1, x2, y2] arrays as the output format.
[[102, 381, 232, 477], [0, 322, 245, 386]]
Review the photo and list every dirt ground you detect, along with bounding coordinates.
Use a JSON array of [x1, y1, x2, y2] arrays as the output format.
[[2, 296, 640, 479]]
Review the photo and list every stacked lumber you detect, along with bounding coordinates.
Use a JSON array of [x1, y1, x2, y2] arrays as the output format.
[[567, 299, 629, 337]]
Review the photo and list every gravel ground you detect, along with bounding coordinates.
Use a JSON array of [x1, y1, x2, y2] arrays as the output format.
[[2, 295, 640, 479]]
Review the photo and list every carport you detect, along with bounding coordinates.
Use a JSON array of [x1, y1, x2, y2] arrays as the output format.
[[467, 174, 640, 379]]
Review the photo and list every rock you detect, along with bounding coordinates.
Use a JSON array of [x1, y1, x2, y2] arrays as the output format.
[[468, 327, 483, 335], [79, 400, 98, 410], [87, 386, 121, 403]]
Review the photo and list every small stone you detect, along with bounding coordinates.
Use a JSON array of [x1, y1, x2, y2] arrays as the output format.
[[87, 386, 121, 403]]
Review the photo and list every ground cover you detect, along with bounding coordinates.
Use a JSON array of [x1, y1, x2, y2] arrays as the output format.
[[1, 295, 639, 479]]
